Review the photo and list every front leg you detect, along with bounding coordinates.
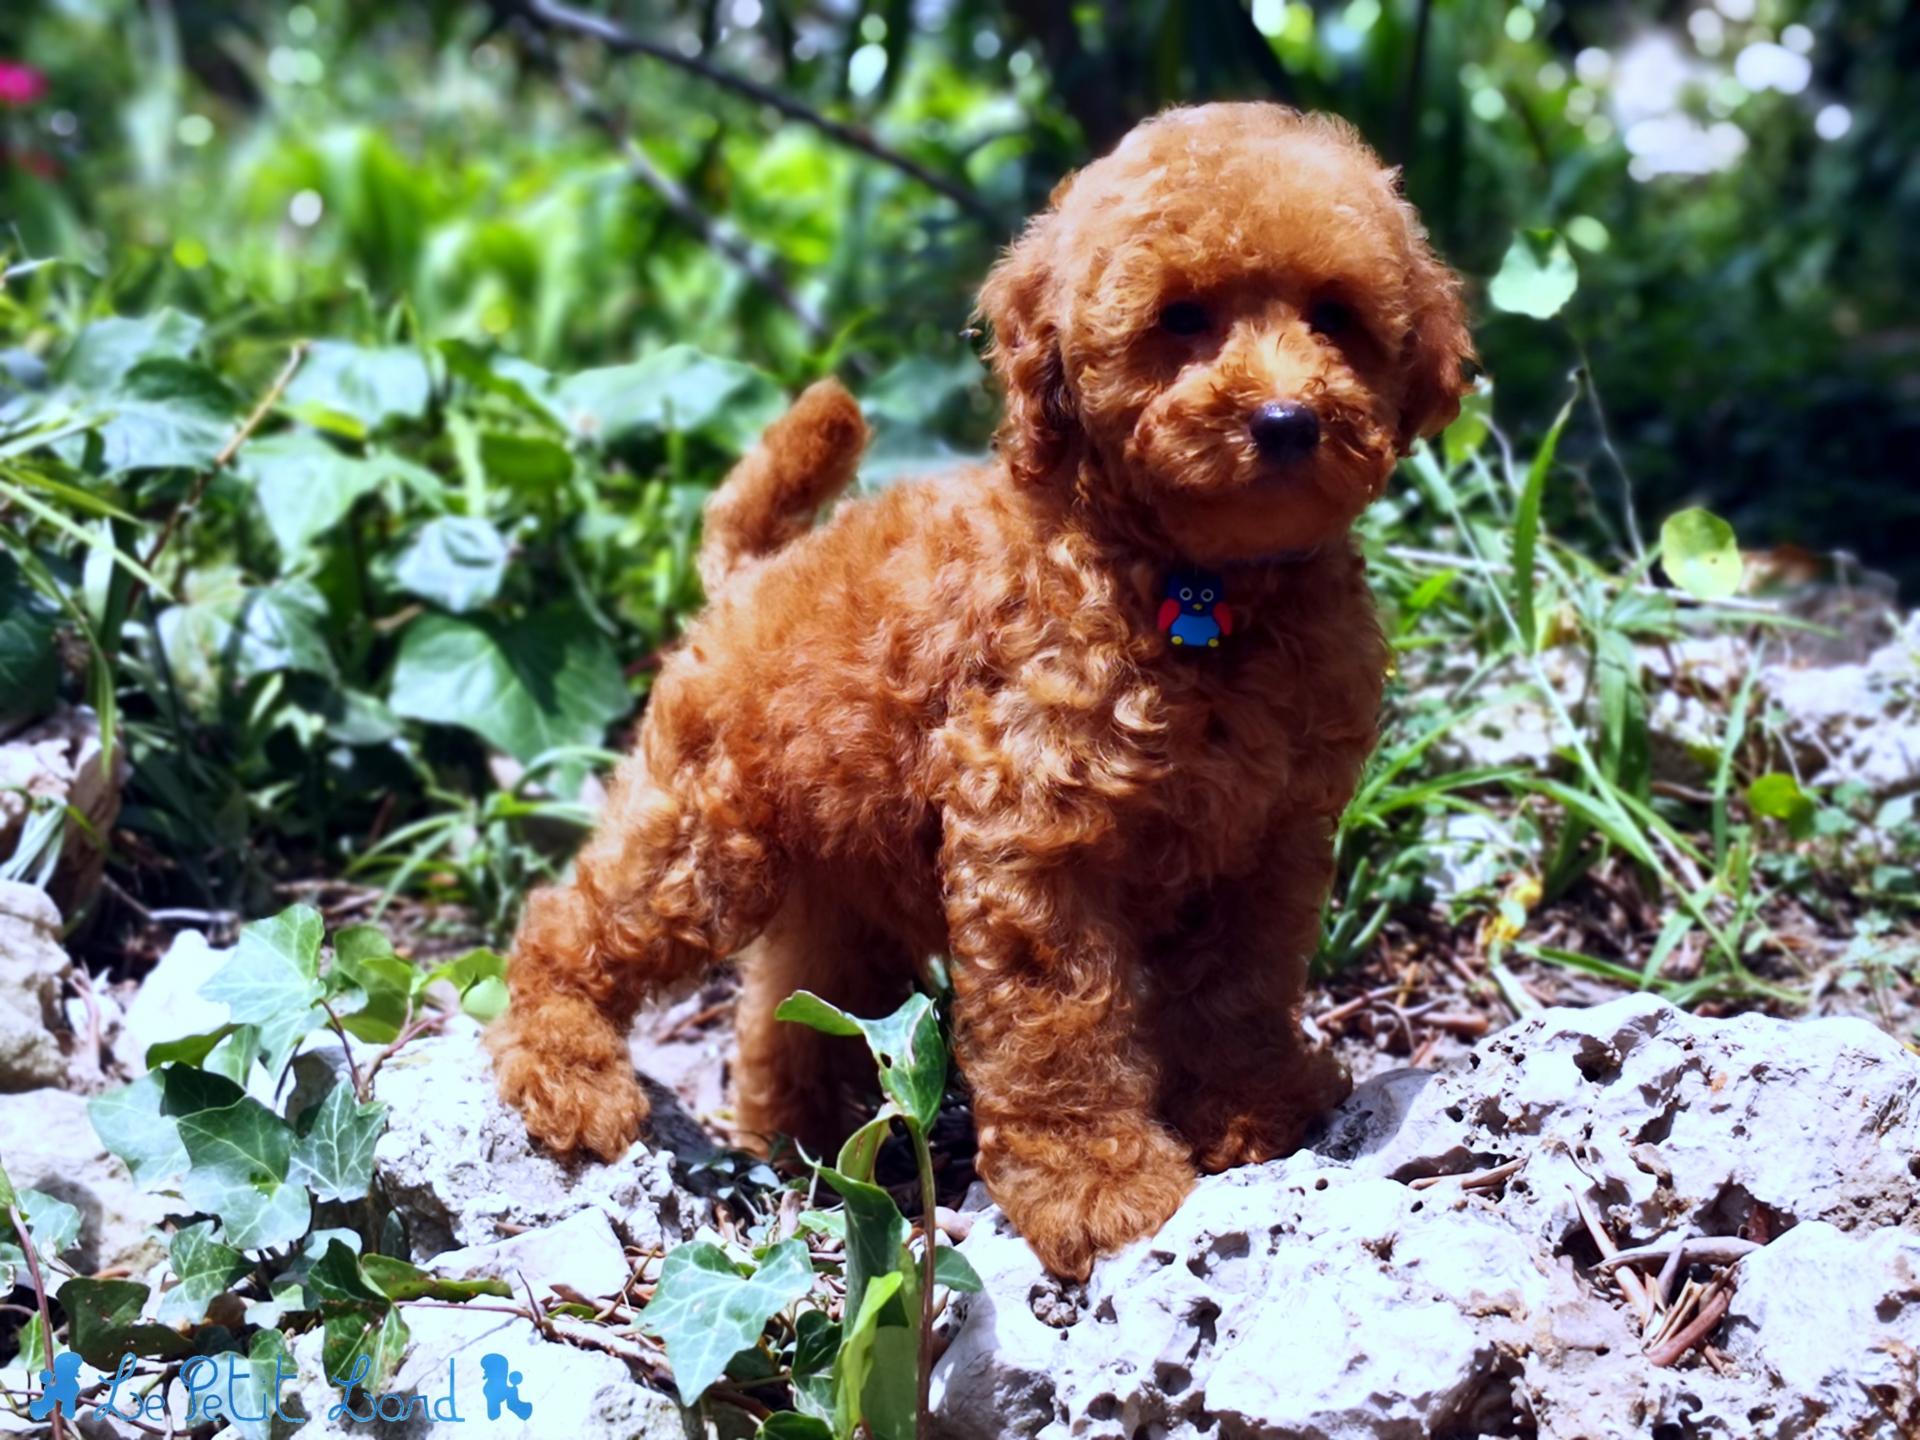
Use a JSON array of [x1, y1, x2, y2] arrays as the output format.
[[943, 842, 1194, 1281], [1149, 815, 1351, 1173]]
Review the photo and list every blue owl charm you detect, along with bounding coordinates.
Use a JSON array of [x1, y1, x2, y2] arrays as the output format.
[[1159, 569, 1232, 650]]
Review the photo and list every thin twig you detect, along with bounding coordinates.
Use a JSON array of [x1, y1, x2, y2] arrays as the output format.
[[1595, 1236, 1761, 1273], [8, 1202, 67, 1440], [1646, 1274, 1735, 1367], [1409, 1157, 1524, 1192], [1570, 1187, 1653, 1327], [318, 999, 371, 1102], [502, 0, 997, 226], [127, 341, 307, 611], [360, 1008, 449, 1095]]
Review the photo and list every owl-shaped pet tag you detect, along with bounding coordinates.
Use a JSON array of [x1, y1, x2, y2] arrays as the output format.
[[1159, 570, 1231, 649]]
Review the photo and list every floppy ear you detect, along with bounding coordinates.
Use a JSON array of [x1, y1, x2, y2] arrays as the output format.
[[1394, 225, 1477, 455], [976, 213, 1078, 486]]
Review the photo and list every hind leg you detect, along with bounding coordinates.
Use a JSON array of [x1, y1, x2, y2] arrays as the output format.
[[490, 740, 785, 1160], [732, 871, 914, 1159]]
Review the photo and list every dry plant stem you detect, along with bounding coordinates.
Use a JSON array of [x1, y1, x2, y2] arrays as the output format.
[[546, 66, 827, 340], [1596, 1236, 1761, 1273], [1647, 1276, 1735, 1367], [1571, 1188, 1654, 1327], [128, 340, 308, 612], [1655, 1236, 1688, 1304], [318, 999, 371, 1101], [360, 1009, 449, 1094], [8, 1202, 66, 1440], [1409, 1157, 1525, 1192]]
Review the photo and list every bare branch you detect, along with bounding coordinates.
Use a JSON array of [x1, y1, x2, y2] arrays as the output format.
[[499, 0, 999, 227]]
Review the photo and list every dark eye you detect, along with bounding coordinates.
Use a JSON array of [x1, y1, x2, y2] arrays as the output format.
[[1160, 301, 1211, 335], [1308, 300, 1354, 337], [1200, 589, 1214, 602], [1179, 587, 1193, 600]]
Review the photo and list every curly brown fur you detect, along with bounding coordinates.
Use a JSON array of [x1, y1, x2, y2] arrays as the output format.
[[491, 102, 1474, 1280]]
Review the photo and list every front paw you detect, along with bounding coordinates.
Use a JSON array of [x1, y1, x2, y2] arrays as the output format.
[[985, 1122, 1196, 1281], [489, 1013, 650, 1161]]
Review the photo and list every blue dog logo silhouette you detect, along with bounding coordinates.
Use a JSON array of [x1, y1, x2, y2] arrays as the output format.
[[479, 1353, 532, 1421], [28, 1352, 84, 1421]]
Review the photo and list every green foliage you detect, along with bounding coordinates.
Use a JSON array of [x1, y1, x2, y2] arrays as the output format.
[[64, 905, 511, 1397], [637, 991, 974, 1437]]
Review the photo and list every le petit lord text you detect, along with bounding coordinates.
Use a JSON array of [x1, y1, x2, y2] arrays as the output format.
[[61, 1351, 487, 1426]]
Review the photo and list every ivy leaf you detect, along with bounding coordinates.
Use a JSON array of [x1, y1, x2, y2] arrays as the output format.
[[282, 341, 432, 436], [234, 431, 387, 561], [388, 607, 630, 765], [308, 1239, 389, 1305], [788, 1308, 840, 1422], [321, 1304, 409, 1392], [0, 555, 59, 730], [547, 345, 784, 453], [1660, 507, 1742, 602], [57, 1278, 191, 1369], [392, 516, 510, 613], [290, 1083, 387, 1203], [1489, 229, 1579, 321], [641, 1238, 816, 1406], [156, 1221, 250, 1325], [88, 1071, 191, 1185], [777, 992, 947, 1133], [16, 1188, 81, 1260], [176, 1096, 312, 1250], [328, 925, 415, 1043], [203, 905, 326, 1027], [934, 1244, 983, 1293], [91, 359, 239, 473], [420, 948, 509, 1022], [58, 310, 204, 391]]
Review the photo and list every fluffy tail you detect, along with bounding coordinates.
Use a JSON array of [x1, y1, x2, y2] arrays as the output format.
[[698, 378, 868, 592]]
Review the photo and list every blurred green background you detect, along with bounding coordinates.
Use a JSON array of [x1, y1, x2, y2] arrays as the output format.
[[7, 0, 1916, 567]]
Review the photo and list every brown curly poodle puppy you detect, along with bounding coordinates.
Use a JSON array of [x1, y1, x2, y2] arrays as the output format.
[[490, 102, 1473, 1279]]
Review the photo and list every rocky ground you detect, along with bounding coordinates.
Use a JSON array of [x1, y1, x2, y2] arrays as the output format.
[[2, 598, 1918, 1437]]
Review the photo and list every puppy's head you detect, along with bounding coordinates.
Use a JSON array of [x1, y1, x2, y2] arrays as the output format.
[[980, 103, 1473, 563]]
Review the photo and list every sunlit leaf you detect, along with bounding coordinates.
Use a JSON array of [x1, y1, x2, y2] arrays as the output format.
[[641, 1238, 815, 1406], [283, 341, 433, 433], [1489, 229, 1578, 320], [156, 1221, 249, 1324], [1660, 507, 1742, 602], [388, 607, 629, 764], [392, 515, 509, 613], [176, 1096, 312, 1250], [777, 991, 946, 1133], [290, 1082, 386, 1202]]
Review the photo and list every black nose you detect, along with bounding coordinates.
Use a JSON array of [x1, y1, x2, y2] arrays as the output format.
[[1250, 401, 1320, 459]]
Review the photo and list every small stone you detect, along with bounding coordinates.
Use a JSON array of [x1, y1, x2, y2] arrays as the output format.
[[432, 1208, 632, 1304], [372, 1022, 695, 1260], [0, 881, 68, 1091]]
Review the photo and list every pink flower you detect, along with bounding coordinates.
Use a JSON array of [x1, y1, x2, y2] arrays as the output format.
[[0, 61, 48, 108]]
